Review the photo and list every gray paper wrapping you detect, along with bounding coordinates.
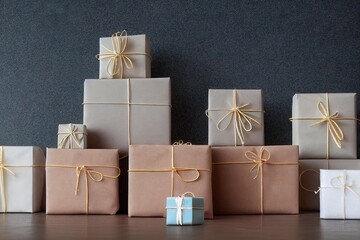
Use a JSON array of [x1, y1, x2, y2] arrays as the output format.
[[57, 124, 87, 149], [292, 93, 357, 159], [208, 89, 264, 146], [83, 78, 171, 156]]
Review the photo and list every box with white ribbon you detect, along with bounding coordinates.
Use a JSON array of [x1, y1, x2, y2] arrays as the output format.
[[57, 124, 87, 149]]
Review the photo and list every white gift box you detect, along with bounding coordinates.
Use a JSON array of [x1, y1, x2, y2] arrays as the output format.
[[319, 169, 360, 219], [57, 123, 87, 149], [0, 146, 45, 213]]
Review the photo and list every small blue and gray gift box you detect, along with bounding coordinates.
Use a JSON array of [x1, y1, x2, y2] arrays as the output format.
[[166, 193, 204, 225]]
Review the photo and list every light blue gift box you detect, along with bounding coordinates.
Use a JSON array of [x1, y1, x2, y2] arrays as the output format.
[[166, 196, 204, 225]]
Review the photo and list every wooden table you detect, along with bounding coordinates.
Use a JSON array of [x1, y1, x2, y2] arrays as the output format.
[[0, 212, 359, 239]]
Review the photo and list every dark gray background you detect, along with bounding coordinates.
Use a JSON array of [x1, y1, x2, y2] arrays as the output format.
[[1, 0, 359, 152]]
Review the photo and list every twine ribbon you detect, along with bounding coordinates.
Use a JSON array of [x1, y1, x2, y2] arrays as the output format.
[[96, 30, 151, 78], [213, 147, 298, 214], [206, 89, 264, 146], [46, 164, 120, 214], [58, 124, 86, 149], [128, 146, 210, 197]]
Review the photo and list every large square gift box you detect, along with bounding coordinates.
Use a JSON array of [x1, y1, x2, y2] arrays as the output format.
[[57, 123, 87, 149], [46, 148, 120, 214], [83, 78, 171, 156], [212, 146, 299, 214], [0, 146, 45, 213], [207, 89, 264, 146], [300, 160, 360, 211], [96, 30, 151, 79], [128, 145, 213, 219], [319, 169, 360, 219], [291, 93, 357, 159]]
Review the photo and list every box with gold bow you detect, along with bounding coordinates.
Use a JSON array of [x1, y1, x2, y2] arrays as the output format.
[[0, 146, 45, 213], [291, 93, 357, 159], [46, 149, 120, 214], [128, 145, 213, 219], [96, 30, 151, 79], [299, 159, 360, 211], [83, 78, 171, 156], [212, 146, 299, 214], [57, 124, 87, 149], [319, 169, 360, 219], [207, 89, 264, 146]]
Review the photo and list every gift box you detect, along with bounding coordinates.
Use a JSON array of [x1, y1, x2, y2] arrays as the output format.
[[96, 30, 151, 79], [0, 146, 45, 213], [291, 93, 357, 159], [299, 159, 360, 211], [166, 192, 204, 225], [57, 123, 87, 149], [212, 146, 299, 214], [128, 145, 213, 219], [83, 78, 171, 156], [207, 89, 264, 146], [319, 169, 360, 219], [46, 148, 120, 214]]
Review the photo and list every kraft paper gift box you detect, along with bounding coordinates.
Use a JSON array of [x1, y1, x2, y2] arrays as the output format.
[[0, 146, 45, 213], [57, 123, 87, 149], [291, 93, 357, 159], [83, 78, 171, 156], [299, 159, 360, 211], [46, 148, 120, 215], [166, 193, 204, 225], [96, 30, 151, 79], [319, 169, 360, 219], [128, 145, 213, 219], [212, 146, 299, 215], [207, 89, 264, 146]]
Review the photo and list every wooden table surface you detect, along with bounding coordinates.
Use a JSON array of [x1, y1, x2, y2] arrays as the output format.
[[0, 212, 359, 240]]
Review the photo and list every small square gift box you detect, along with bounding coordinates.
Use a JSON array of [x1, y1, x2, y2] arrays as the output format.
[[0, 146, 45, 213], [46, 148, 120, 214], [57, 123, 87, 149], [206, 89, 264, 146], [166, 192, 204, 226], [291, 93, 357, 159], [319, 169, 360, 219], [96, 30, 151, 79]]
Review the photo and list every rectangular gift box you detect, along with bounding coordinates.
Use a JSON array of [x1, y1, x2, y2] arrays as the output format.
[[299, 159, 360, 211], [207, 89, 264, 146], [46, 148, 120, 214], [319, 169, 360, 219], [212, 146, 299, 215], [128, 145, 213, 219], [98, 31, 151, 79], [292, 93, 357, 159], [83, 78, 171, 156], [0, 146, 45, 213], [57, 123, 87, 149], [166, 195, 204, 225]]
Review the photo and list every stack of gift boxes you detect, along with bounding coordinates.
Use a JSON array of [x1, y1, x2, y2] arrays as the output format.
[[0, 31, 359, 222]]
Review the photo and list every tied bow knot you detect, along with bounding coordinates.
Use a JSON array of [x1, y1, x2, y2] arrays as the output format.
[[315, 175, 360, 199], [245, 147, 271, 179], [171, 167, 200, 183], [58, 124, 83, 149]]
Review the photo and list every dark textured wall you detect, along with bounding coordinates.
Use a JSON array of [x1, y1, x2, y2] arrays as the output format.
[[1, 1, 360, 152]]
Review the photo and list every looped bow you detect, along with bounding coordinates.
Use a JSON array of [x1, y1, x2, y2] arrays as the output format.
[[96, 30, 134, 78], [245, 147, 270, 179], [173, 140, 192, 145], [172, 167, 200, 183], [58, 124, 83, 149], [319, 175, 360, 199]]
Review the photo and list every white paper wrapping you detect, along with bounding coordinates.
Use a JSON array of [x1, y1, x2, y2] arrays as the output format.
[[57, 124, 87, 149]]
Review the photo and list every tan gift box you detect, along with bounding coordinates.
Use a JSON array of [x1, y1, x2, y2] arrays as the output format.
[[46, 149, 120, 214], [212, 146, 299, 215], [128, 145, 213, 219]]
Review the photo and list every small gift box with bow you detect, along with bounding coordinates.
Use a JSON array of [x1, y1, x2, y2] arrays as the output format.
[[166, 192, 204, 225], [46, 149, 120, 214], [0, 146, 45, 213], [291, 93, 357, 159], [206, 89, 264, 146], [319, 169, 360, 219], [96, 30, 151, 79], [57, 124, 87, 149]]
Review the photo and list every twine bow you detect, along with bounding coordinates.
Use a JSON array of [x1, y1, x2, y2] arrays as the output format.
[[0, 147, 15, 212], [58, 124, 85, 149], [206, 89, 263, 146], [173, 140, 192, 146]]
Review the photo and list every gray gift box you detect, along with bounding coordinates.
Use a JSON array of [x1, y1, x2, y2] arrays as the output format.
[[57, 124, 87, 149], [97, 31, 151, 79], [292, 93, 357, 159], [83, 78, 171, 156], [207, 89, 264, 146]]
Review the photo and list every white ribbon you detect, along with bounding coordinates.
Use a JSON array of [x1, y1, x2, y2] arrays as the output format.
[[175, 196, 185, 225]]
